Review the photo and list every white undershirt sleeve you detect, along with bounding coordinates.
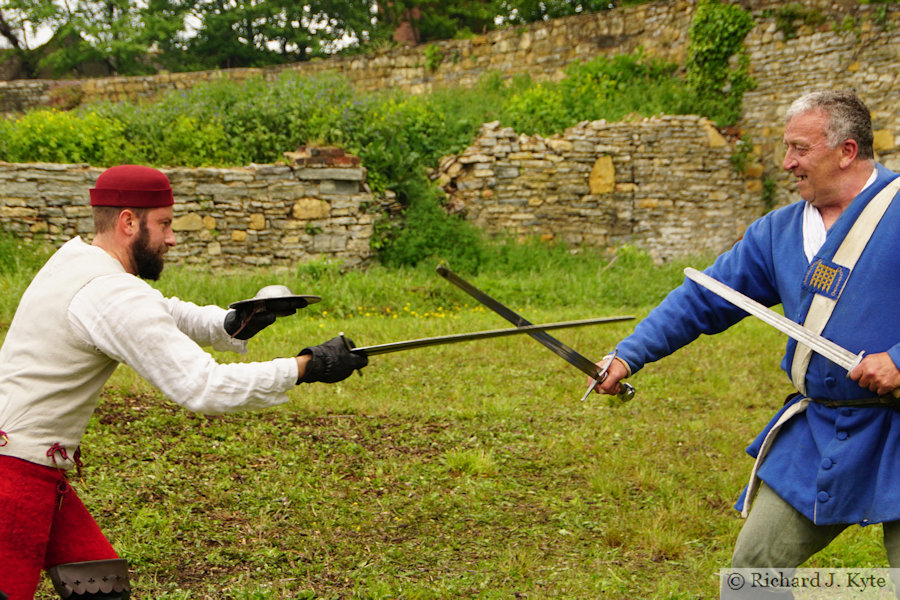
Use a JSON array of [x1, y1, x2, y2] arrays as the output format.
[[68, 274, 299, 415], [161, 295, 247, 354]]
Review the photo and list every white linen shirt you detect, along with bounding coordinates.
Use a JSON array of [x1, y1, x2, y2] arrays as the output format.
[[0, 237, 300, 469], [68, 272, 299, 415]]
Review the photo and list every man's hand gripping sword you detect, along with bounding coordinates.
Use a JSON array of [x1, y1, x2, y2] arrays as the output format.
[[579, 350, 630, 402]]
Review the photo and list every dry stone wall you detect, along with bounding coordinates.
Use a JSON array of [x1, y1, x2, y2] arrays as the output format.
[[0, 2, 694, 114], [438, 117, 760, 262], [739, 2, 900, 206], [0, 151, 375, 267], [0, 0, 898, 261]]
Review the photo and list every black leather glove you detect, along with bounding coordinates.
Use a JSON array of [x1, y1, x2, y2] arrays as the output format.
[[297, 336, 368, 383], [224, 307, 277, 340]]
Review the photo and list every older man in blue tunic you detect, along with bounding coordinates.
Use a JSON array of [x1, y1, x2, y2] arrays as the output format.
[[593, 90, 900, 573]]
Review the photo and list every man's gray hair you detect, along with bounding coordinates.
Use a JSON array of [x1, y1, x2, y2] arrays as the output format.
[[786, 90, 874, 160]]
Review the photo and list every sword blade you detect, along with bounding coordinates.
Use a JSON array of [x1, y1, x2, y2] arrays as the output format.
[[351, 316, 634, 356], [436, 266, 605, 378], [684, 267, 864, 372], [436, 266, 635, 402]]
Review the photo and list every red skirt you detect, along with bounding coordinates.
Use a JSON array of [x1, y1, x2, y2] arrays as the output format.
[[0, 455, 119, 600]]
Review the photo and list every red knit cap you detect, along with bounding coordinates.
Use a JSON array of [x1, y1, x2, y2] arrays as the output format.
[[90, 165, 174, 208]]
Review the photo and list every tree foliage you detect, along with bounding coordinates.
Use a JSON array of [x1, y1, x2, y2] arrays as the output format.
[[497, 0, 647, 24], [0, 0, 660, 77], [0, 0, 384, 76]]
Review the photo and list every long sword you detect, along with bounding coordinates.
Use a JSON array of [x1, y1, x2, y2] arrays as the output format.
[[436, 266, 636, 402], [345, 316, 633, 356], [684, 267, 865, 372]]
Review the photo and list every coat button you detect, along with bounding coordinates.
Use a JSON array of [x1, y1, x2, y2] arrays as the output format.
[[821, 457, 834, 470], [825, 376, 837, 387], [817, 491, 830, 503], [837, 431, 849, 441]]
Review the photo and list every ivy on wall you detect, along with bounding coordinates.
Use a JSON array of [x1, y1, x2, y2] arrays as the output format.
[[684, 0, 756, 127]]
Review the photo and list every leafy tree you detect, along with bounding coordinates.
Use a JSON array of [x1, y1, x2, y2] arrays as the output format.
[[1, 0, 69, 76], [183, 0, 374, 69], [1, 0, 64, 51], [495, 0, 648, 23], [1, 0, 165, 76], [2, 0, 662, 76], [375, 0, 500, 43], [1, 0, 382, 75]]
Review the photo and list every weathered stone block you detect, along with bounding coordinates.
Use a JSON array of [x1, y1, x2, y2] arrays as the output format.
[[319, 180, 361, 194], [702, 121, 727, 147], [249, 213, 266, 230], [173, 213, 204, 231], [312, 233, 348, 252], [589, 156, 615, 194], [294, 167, 365, 181], [1, 206, 37, 218], [292, 198, 331, 220], [874, 130, 895, 152], [3, 181, 39, 196], [459, 153, 494, 164]]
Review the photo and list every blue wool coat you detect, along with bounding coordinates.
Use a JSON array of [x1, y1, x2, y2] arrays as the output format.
[[616, 164, 900, 525]]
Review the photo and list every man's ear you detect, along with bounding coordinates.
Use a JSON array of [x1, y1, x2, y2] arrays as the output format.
[[839, 138, 859, 168], [116, 209, 139, 237]]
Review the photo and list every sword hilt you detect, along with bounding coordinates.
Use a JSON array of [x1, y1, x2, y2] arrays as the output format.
[[579, 352, 637, 405], [578, 348, 637, 404], [339, 332, 364, 377], [617, 382, 636, 403], [578, 377, 636, 404]]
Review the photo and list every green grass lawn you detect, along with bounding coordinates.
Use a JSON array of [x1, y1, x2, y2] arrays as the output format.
[[3, 253, 888, 599]]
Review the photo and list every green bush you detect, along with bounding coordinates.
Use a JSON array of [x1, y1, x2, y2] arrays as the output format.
[[0, 108, 127, 164], [503, 82, 571, 135], [375, 181, 487, 273], [502, 51, 688, 135]]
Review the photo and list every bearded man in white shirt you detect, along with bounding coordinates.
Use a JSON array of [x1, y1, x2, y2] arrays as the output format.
[[0, 165, 368, 600]]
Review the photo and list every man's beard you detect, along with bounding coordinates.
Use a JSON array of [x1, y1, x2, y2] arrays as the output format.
[[132, 221, 166, 280]]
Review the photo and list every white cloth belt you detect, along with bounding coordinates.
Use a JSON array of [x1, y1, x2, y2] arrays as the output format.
[[741, 398, 809, 518]]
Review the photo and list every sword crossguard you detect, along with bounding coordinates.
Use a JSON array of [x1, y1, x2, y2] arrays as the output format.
[[845, 350, 866, 377], [339, 332, 352, 352]]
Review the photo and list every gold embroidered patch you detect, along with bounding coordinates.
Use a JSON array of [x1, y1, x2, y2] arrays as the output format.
[[802, 258, 849, 300]]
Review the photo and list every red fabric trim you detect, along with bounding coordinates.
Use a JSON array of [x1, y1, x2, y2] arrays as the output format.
[[89, 187, 174, 208], [0, 456, 117, 600]]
